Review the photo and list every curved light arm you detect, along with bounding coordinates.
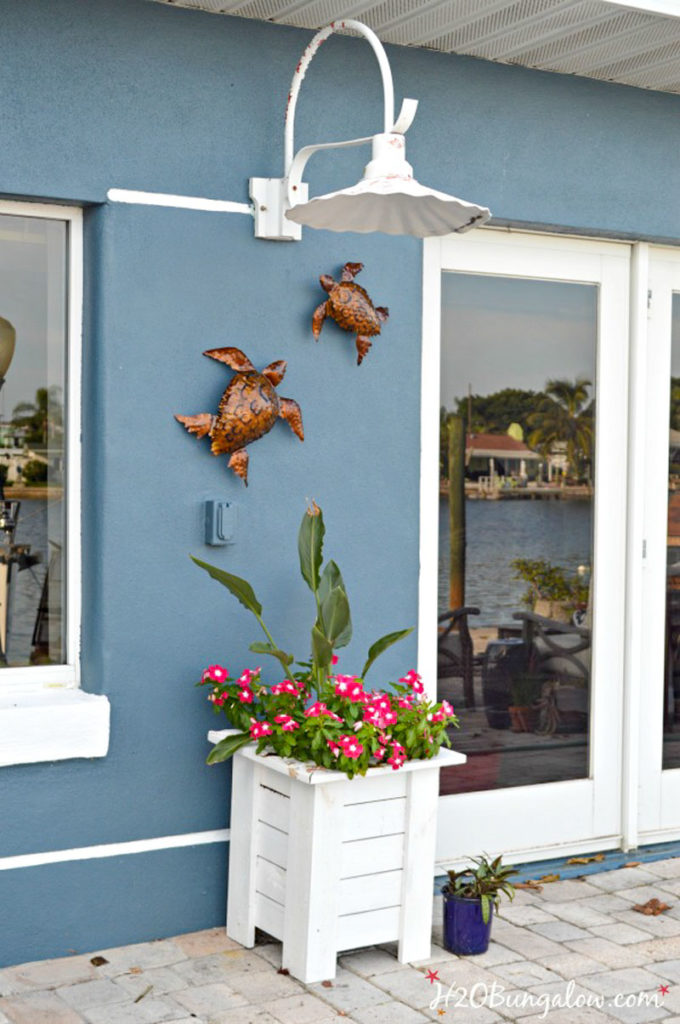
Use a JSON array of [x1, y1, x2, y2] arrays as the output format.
[[284, 19, 396, 174], [287, 134, 374, 206]]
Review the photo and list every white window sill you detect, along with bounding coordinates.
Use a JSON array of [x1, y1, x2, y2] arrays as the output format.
[[0, 689, 110, 767]]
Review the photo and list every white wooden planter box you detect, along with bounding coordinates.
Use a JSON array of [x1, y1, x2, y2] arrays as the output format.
[[210, 730, 465, 983]]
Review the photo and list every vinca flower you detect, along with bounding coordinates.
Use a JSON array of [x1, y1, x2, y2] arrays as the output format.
[[271, 680, 301, 696], [249, 719, 273, 739], [204, 664, 228, 683], [274, 714, 300, 731], [399, 670, 424, 694]]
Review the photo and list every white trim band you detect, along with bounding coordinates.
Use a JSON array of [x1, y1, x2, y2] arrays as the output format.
[[107, 189, 253, 216], [0, 829, 230, 871]]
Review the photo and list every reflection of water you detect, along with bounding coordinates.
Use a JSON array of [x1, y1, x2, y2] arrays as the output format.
[[3, 499, 62, 665], [439, 497, 593, 625]]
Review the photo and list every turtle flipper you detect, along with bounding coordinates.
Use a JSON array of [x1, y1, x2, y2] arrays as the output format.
[[278, 398, 304, 441], [341, 262, 363, 281], [175, 413, 214, 439], [204, 347, 256, 372], [262, 360, 287, 386], [376, 306, 389, 323], [312, 301, 328, 339], [228, 448, 249, 485], [355, 336, 372, 365]]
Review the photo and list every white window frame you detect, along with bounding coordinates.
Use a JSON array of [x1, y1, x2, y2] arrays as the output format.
[[0, 200, 109, 767]]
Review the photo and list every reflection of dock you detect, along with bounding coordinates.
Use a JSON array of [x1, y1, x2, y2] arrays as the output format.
[[439, 480, 593, 500]]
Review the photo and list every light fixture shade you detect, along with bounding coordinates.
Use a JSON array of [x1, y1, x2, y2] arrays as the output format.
[[285, 174, 491, 237], [0, 317, 16, 379]]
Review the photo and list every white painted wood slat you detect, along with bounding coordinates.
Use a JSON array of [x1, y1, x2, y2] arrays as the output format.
[[339, 869, 403, 914], [336, 906, 402, 951], [258, 786, 290, 833], [256, 822, 288, 868], [342, 773, 406, 804], [254, 891, 285, 940], [341, 833, 404, 877], [255, 857, 287, 905], [342, 798, 406, 841]]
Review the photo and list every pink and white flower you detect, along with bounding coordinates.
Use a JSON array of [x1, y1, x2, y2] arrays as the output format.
[[334, 675, 365, 702], [204, 664, 228, 683], [238, 688, 254, 704], [249, 719, 273, 739], [271, 680, 301, 697], [237, 667, 260, 688], [337, 734, 364, 760], [387, 741, 407, 770], [274, 714, 300, 732], [430, 699, 455, 723], [304, 701, 342, 721], [399, 669, 425, 694]]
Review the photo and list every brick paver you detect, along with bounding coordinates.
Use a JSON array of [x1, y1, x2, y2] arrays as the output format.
[[2, 857, 680, 1022]]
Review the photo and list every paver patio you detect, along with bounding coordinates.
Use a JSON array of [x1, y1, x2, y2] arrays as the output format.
[[1, 858, 680, 1023]]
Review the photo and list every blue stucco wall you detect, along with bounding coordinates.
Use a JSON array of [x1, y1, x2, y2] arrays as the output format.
[[1, 0, 680, 966]]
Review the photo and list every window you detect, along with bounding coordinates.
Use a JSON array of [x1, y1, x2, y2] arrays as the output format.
[[0, 201, 108, 766]]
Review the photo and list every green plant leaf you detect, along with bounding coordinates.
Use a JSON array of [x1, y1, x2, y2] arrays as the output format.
[[191, 556, 262, 617], [298, 505, 325, 594], [318, 561, 352, 647], [249, 641, 294, 666], [206, 732, 251, 764], [361, 627, 414, 679], [320, 586, 351, 647], [311, 623, 333, 672], [480, 894, 491, 925]]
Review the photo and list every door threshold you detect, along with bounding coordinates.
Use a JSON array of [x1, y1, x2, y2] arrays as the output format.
[[434, 839, 680, 892]]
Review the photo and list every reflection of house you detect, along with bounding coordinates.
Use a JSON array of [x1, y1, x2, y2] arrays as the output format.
[[466, 432, 543, 481]]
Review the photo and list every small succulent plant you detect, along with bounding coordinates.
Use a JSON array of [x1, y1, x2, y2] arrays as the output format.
[[443, 854, 518, 924]]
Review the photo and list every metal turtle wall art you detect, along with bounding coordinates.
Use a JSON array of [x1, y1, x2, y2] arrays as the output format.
[[175, 347, 304, 485], [312, 261, 389, 365]]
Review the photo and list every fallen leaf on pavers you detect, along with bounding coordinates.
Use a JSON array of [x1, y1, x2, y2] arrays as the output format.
[[90, 956, 108, 967], [623, 861, 641, 868], [321, 980, 333, 988], [515, 881, 543, 891], [129, 968, 143, 975], [633, 899, 671, 916], [566, 855, 605, 865], [133, 985, 153, 1004], [538, 874, 561, 883], [277, 968, 290, 976]]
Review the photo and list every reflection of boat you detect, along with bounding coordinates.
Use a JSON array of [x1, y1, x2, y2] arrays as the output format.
[[0, 499, 41, 663]]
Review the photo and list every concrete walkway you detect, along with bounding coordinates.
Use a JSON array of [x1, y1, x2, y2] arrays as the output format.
[[2, 859, 680, 1023]]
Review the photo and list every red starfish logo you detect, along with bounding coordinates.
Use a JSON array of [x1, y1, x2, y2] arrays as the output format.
[[659, 984, 670, 996], [425, 969, 440, 984]]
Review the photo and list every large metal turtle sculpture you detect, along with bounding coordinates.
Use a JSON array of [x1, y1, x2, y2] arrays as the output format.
[[312, 261, 389, 365], [175, 347, 304, 485]]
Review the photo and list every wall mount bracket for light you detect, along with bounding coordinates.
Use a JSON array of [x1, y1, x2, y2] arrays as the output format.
[[108, 20, 490, 240]]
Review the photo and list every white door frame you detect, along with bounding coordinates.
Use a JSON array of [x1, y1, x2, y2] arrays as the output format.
[[419, 228, 632, 868], [637, 246, 680, 845]]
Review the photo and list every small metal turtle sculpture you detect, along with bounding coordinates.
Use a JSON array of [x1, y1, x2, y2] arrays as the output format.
[[312, 261, 389, 365], [175, 347, 304, 485]]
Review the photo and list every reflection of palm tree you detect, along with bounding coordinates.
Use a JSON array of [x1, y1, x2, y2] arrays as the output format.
[[528, 378, 594, 481], [12, 386, 63, 446]]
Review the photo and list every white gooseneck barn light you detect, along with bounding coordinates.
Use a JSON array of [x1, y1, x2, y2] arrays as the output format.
[[108, 21, 490, 240], [250, 20, 490, 240]]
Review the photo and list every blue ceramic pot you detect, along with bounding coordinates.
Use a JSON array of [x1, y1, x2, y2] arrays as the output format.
[[442, 892, 494, 955]]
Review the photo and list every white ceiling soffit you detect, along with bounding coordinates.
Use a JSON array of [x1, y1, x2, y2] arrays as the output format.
[[153, 0, 680, 94]]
